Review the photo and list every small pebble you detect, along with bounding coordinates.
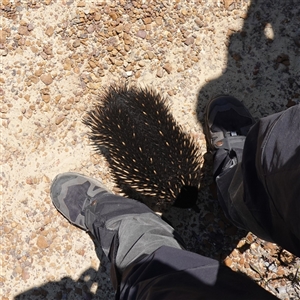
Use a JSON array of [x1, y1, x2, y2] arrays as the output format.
[[156, 67, 164, 78], [18, 26, 29, 35], [184, 36, 194, 45], [163, 63, 173, 74], [36, 235, 50, 249], [136, 30, 147, 39], [55, 115, 65, 125], [45, 26, 54, 37], [40, 74, 53, 85], [73, 40, 81, 48]]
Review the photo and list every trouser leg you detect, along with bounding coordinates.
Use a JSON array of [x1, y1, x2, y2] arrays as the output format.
[[242, 104, 300, 255], [214, 105, 300, 255], [83, 193, 276, 300], [120, 246, 277, 300], [84, 194, 184, 289], [213, 135, 248, 230], [214, 134, 272, 240], [213, 111, 283, 241]]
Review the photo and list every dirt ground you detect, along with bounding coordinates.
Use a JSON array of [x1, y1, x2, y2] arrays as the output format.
[[1, 0, 300, 299]]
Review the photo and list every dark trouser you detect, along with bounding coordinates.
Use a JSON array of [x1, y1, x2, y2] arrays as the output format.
[[84, 195, 184, 290], [215, 104, 300, 256], [84, 192, 276, 300]]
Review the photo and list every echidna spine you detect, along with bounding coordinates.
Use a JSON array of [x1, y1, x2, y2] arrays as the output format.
[[83, 85, 203, 212]]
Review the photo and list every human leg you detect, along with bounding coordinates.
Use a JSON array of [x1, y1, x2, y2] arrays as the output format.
[[50, 173, 184, 289], [242, 104, 300, 255], [50, 172, 277, 299], [204, 95, 258, 232], [205, 96, 300, 255]]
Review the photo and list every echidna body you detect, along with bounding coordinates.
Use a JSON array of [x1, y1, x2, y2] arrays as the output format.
[[83, 85, 202, 212]]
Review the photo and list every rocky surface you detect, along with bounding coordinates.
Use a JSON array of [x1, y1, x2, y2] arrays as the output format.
[[1, 0, 300, 299]]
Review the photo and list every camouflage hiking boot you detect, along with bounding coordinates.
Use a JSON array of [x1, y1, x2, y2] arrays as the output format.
[[50, 172, 113, 230]]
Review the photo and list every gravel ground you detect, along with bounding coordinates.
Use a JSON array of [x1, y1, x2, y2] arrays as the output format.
[[1, 0, 300, 299]]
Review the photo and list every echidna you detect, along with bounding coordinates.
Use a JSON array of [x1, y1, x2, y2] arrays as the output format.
[[83, 85, 203, 212]]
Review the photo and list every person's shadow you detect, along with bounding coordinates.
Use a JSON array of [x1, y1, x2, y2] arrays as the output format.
[[14, 237, 115, 299], [197, 0, 300, 121]]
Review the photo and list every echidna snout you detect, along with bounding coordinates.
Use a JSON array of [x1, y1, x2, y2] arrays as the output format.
[[173, 186, 199, 211]]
